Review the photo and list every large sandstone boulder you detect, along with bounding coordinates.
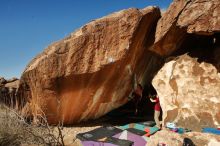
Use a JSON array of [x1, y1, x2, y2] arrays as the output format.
[[152, 54, 220, 131], [151, 0, 220, 131], [152, 0, 220, 60], [18, 7, 161, 124]]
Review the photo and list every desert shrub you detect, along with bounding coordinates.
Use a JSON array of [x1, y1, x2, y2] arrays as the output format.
[[0, 104, 65, 146]]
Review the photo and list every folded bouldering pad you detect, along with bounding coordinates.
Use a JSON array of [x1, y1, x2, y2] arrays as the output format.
[[119, 123, 159, 137], [119, 123, 147, 131], [126, 128, 146, 136], [76, 126, 123, 141], [113, 130, 147, 146], [81, 137, 133, 146], [129, 123, 159, 137], [144, 126, 160, 137]]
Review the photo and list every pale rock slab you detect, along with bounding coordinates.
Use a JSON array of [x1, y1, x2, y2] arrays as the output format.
[[147, 129, 220, 146], [152, 54, 220, 131]]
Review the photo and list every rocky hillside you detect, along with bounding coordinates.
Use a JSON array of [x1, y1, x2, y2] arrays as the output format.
[[0, 77, 19, 106], [17, 0, 220, 126]]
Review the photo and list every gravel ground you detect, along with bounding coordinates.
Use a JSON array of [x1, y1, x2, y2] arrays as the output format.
[[0, 104, 153, 146], [58, 115, 153, 146], [61, 126, 100, 146]]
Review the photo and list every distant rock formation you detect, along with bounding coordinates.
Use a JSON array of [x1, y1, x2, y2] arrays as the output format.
[[152, 54, 220, 131], [0, 77, 19, 106], [18, 6, 161, 124]]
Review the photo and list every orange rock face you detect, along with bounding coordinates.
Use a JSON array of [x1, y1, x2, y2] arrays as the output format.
[[18, 7, 161, 124], [153, 0, 220, 56], [151, 1, 220, 131]]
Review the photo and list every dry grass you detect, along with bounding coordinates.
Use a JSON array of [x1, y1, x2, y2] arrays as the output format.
[[0, 102, 133, 146], [0, 104, 65, 146], [0, 102, 105, 146]]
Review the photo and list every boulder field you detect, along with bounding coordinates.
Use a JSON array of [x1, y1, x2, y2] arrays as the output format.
[[17, 0, 220, 125]]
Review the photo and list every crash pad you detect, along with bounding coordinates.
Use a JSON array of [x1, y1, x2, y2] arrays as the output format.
[[132, 123, 159, 136], [144, 126, 160, 137], [202, 128, 220, 135], [81, 137, 133, 146], [126, 128, 146, 136], [113, 130, 147, 146], [119, 123, 159, 137], [76, 126, 123, 141]]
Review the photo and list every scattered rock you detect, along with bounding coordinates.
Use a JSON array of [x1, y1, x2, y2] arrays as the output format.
[[147, 130, 183, 146], [147, 129, 220, 146]]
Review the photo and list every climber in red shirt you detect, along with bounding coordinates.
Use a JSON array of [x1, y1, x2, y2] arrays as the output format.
[[149, 94, 161, 128], [132, 83, 143, 115], [128, 73, 143, 115]]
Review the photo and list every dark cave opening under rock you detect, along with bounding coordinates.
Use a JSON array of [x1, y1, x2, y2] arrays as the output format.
[[103, 83, 163, 126], [103, 33, 220, 125], [104, 50, 165, 125], [169, 33, 220, 72]]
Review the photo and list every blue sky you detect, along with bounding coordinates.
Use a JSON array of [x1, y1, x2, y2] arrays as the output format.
[[0, 0, 172, 79]]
